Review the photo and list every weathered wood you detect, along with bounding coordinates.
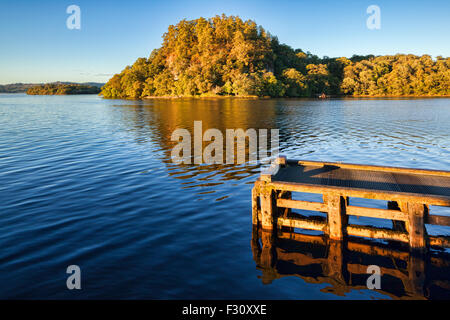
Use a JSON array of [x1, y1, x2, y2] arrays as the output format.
[[326, 194, 346, 240], [277, 198, 326, 212], [251, 184, 259, 225], [260, 187, 274, 230], [388, 201, 408, 232], [347, 224, 409, 242], [269, 181, 450, 207], [253, 158, 450, 250], [407, 203, 427, 250], [426, 214, 450, 226], [276, 190, 292, 218], [346, 205, 408, 221], [277, 216, 327, 232], [276, 155, 287, 166]]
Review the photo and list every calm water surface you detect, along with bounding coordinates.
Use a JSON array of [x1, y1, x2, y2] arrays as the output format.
[[0, 94, 449, 299]]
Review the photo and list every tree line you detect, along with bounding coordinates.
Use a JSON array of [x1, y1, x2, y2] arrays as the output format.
[[27, 83, 101, 95], [101, 14, 449, 99]]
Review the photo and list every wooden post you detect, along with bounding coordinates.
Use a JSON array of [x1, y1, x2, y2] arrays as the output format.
[[251, 183, 259, 225], [407, 202, 427, 251], [276, 155, 287, 166], [260, 186, 274, 231], [326, 193, 347, 240]]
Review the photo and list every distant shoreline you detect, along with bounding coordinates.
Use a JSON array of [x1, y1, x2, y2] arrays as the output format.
[[99, 94, 450, 101], [0, 82, 104, 94], [26, 83, 101, 95]]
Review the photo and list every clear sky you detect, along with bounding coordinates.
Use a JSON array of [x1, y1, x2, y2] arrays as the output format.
[[1, 0, 449, 84]]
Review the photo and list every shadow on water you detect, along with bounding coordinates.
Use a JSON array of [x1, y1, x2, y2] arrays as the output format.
[[251, 227, 450, 299]]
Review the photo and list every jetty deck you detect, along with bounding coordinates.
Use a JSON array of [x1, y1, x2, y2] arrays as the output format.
[[252, 157, 450, 251]]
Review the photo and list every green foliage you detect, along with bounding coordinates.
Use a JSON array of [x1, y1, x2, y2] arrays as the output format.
[[27, 83, 101, 95], [101, 14, 449, 99], [341, 55, 450, 96]]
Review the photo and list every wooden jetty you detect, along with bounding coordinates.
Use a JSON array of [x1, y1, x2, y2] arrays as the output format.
[[252, 157, 450, 251]]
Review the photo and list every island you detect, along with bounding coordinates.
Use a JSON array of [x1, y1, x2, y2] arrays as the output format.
[[101, 14, 449, 99], [26, 83, 101, 95]]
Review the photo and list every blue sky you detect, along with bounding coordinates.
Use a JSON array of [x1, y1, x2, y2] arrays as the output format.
[[0, 0, 449, 84]]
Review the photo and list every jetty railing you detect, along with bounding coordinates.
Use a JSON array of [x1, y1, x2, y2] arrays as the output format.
[[252, 157, 450, 251]]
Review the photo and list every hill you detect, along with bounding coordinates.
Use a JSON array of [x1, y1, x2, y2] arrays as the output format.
[[0, 82, 104, 93], [26, 83, 101, 95], [101, 14, 449, 99]]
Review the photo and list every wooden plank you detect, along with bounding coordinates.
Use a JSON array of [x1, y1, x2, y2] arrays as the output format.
[[269, 181, 450, 206], [346, 205, 408, 221], [347, 224, 409, 242], [276, 198, 326, 212], [277, 216, 327, 232], [297, 159, 450, 177], [426, 214, 450, 226]]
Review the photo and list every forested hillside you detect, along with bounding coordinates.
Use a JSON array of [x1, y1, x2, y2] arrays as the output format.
[[101, 14, 449, 99], [27, 83, 101, 95]]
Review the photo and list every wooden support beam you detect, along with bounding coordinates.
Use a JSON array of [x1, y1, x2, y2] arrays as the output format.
[[253, 158, 450, 251], [388, 200, 408, 232], [426, 214, 450, 226], [407, 203, 427, 250], [251, 185, 259, 225], [270, 181, 450, 207], [346, 205, 408, 221], [260, 186, 275, 230], [277, 216, 327, 232], [347, 224, 409, 242], [277, 198, 326, 212], [326, 194, 347, 240], [276, 155, 287, 166]]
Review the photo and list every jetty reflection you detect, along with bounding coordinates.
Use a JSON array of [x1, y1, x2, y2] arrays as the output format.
[[251, 227, 450, 299]]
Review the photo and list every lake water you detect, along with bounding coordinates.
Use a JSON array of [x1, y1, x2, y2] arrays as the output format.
[[1, 94, 449, 299]]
